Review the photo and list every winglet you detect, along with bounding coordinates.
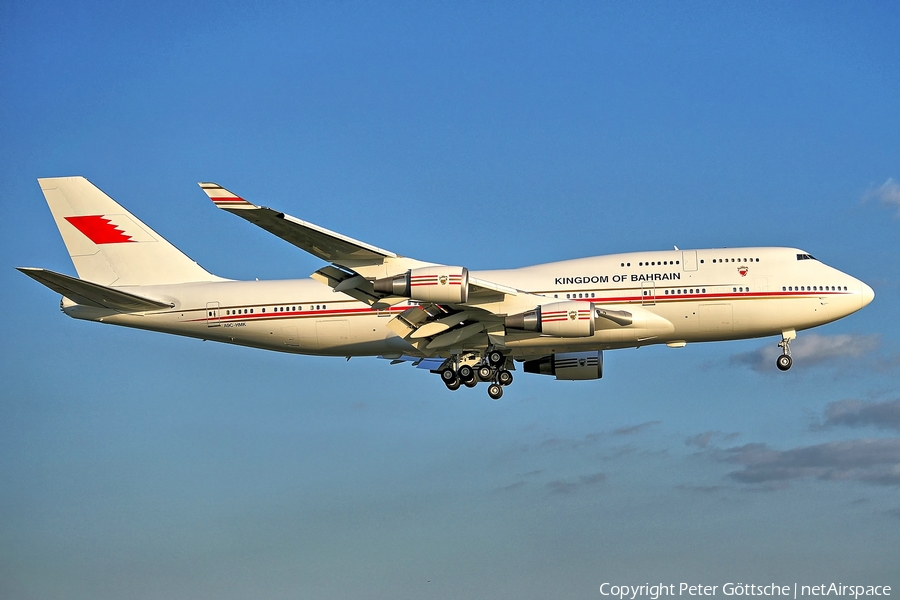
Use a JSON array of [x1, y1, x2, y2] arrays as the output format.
[[199, 182, 254, 208]]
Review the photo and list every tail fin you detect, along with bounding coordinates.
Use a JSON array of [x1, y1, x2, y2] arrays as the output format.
[[37, 177, 223, 286]]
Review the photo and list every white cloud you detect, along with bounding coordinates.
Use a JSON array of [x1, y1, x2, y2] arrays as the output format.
[[820, 398, 900, 431], [730, 333, 880, 372], [719, 439, 900, 487], [864, 178, 900, 215], [546, 472, 606, 494], [613, 420, 661, 436], [685, 431, 740, 449]]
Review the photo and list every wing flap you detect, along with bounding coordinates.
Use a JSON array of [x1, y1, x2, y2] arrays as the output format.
[[425, 322, 486, 350], [18, 267, 173, 312], [469, 277, 518, 296]]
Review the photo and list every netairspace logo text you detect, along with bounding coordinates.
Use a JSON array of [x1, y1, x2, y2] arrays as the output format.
[[600, 583, 892, 600]]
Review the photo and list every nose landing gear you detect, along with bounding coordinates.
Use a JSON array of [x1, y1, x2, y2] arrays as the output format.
[[776, 329, 796, 371]]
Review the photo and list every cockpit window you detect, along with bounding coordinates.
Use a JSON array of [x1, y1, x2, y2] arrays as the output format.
[[796, 253, 817, 261]]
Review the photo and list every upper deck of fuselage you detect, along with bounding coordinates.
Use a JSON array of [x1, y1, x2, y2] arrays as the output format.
[[472, 247, 835, 291]]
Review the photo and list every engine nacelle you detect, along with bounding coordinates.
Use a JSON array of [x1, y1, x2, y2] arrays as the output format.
[[505, 301, 594, 337], [523, 351, 603, 380], [373, 266, 469, 303]]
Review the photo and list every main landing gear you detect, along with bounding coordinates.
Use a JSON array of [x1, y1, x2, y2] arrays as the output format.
[[439, 350, 513, 400], [776, 329, 796, 371]]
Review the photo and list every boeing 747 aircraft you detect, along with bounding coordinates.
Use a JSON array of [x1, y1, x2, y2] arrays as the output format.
[[20, 177, 874, 399]]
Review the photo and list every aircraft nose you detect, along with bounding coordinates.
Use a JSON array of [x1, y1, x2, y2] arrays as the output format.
[[860, 281, 875, 308]]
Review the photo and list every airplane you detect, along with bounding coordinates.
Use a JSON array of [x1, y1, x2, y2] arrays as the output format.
[[19, 177, 875, 400]]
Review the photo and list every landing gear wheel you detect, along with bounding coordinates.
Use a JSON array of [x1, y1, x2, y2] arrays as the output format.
[[487, 350, 504, 368], [497, 370, 513, 386], [477, 365, 493, 381], [440, 367, 457, 383], [487, 383, 503, 400], [444, 377, 461, 391], [458, 364, 475, 383], [776, 354, 793, 371], [463, 379, 478, 388]]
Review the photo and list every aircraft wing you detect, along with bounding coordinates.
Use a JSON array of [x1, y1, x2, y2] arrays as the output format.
[[199, 183, 523, 305], [199, 183, 412, 267]]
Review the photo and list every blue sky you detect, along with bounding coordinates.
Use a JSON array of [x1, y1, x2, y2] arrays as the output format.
[[2, 2, 899, 598]]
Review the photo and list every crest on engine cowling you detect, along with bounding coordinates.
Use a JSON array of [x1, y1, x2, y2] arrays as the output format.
[[568, 310, 577, 320], [439, 275, 448, 285]]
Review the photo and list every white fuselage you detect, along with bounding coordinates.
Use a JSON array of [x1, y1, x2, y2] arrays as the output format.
[[63, 247, 872, 359]]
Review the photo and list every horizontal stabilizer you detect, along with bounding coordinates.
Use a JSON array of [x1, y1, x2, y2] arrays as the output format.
[[17, 267, 173, 312]]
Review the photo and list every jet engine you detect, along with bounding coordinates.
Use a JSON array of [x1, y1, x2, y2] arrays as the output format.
[[505, 301, 594, 337], [523, 351, 603, 380], [374, 266, 469, 303]]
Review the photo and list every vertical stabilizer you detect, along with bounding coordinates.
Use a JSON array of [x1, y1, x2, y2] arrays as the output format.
[[38, 177, 223, 286]]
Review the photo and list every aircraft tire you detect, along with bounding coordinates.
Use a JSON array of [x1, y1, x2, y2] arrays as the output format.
[[463, 379, 478, 388], [498, 370, 513, 386], [776, 355, 792, 371], [458, 364, 475, 382], [445, 377, 462, 391], [487, 383, 503, 400], [440, 367, 457, 382], [477, 365, 493, 381], [487, 351, 504, 367]]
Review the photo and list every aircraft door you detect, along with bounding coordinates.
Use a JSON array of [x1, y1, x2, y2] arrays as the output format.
[[206, 301, 220, 327], [641, 281, 656, 306], [682, 251, 698, 271]]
